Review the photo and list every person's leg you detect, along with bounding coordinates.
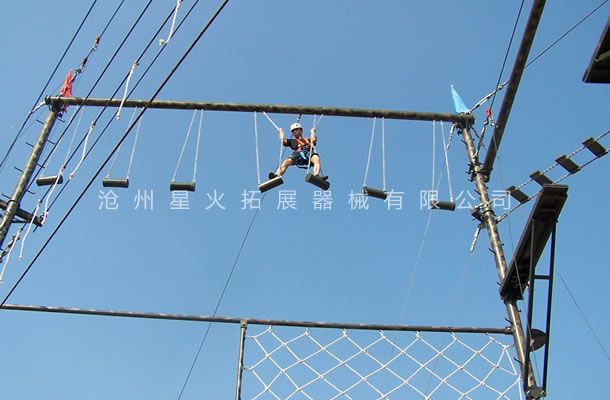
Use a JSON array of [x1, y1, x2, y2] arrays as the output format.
[[311, 155, 327, 180], [274, 158, 294, 177]]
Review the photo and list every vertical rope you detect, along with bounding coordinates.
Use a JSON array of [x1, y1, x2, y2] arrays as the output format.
[[18, 201, 41, 259], [0, 228, 22, 282], [192, 110, 203, 182], [172, 110, 197, 182], [107, 107, 138, 177], [41, 169, 64, 225], [159, 0, 182, 45], [126, 111, 143, 179], [431, 121, 436, 190], [69, 121, 96, 179], [63, 107, 84, 166], [253, 112, 261, 184], [115, 61, 139, 120], [363, 117, 376, 187], [381, 117, 386, 191], [440, 122, 454, 201]]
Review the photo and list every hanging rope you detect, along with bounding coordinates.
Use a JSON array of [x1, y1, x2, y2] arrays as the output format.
[[381, 118, 386, 191], [192, 110, 203, 183], [432, 121, 436, 190], [0, 228, 22, 283], [19, 201, 41, 260], [363, 117, 377, 187], [115, 61, 139, 120], [107, 107, 138, 177], [253, 112, 261, 184], [172, 110, 197, 182], [440, 121, 454, 201], [261, 112, 285, 170], [262, 111, 280, 130], [69, 121, 96, 179], [159, 0, 182, 45]]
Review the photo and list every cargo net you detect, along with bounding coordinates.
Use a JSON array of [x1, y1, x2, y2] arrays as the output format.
[[241, 326, 523, 400]]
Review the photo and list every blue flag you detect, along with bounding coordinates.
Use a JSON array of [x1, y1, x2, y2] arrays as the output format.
[[451, 85, 469, 113]]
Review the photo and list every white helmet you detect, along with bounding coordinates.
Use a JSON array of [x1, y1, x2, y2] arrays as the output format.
[[290, 122, 303, 131]]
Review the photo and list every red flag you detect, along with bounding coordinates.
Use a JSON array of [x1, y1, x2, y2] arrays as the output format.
[[59, 69, 73, 97]]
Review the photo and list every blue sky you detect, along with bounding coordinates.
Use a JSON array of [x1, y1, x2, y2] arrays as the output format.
[[1, 1, 609, 399]]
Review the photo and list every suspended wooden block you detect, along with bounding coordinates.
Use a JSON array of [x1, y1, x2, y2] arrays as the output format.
[[555, 155, 580, 174], [258, 176, 283, 193], [507, 185, 529, 204], [362, 186, 387, 200], [530, 170, 553, 186], [170, 181, 196, 192], [305, 173, 330, 190], [36, 175, 63, 186], [430, 200, 456, 211], [582, 137, 608, 157], [103, 177, 129, 188]]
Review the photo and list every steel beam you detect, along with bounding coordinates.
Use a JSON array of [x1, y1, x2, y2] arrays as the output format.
[[482, 0, 547, 178], [0, 303, 511, 334], [45, 96, 474, 124]]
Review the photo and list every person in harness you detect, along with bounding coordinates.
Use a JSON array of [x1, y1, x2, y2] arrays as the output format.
[[269, 122, 328, 180]]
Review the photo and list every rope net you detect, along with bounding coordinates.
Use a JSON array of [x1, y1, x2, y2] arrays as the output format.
[[241, 326, 523, 400]]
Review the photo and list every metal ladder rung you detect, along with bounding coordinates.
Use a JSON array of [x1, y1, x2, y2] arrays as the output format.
[[362, 186, 387, 200], [103, 178, 129, 188], [430, 200, 456, 211], [170, 181, 196, 192], [530, 170, 553, 186], [36, 175, 63, 186], [507, 185, 529, 204], [305, 173, 330, 190], [258, 176, 283, 193], [583, 137, 608, 157], [555, 155, 579, 174]]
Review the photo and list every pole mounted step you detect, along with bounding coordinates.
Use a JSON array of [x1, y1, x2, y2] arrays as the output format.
[[555, 155, 580, 174], [582, 137, 608, 157], [507, 185, 530, 204], [529, 171, 553, 186], [36, 175, 63, 186], [170, 181, 196, 192], [103, 178, 129, 188], [430, 200, 456, 211], [258, 176, 283, 193], [362, 186, 387, 200], [305, 173, 330, 190]]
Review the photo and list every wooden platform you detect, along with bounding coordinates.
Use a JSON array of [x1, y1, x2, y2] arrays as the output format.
[[499, 185, 568, 301], [583, 18, 610, 83]]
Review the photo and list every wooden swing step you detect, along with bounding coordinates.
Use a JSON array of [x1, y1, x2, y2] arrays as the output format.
[[555, 155, 580, 174], [362, 186, 387, 200], [529, 170, 553, 186], [170, 181, 196, 192], [506, 185, 530, 204], [430, 200, 456, 211], [258, 176, 283, 193], [103, 178, 129, 188], [36, 175, 63, 186], [305, 173, 330, 190], [582, 137, 608, 157]]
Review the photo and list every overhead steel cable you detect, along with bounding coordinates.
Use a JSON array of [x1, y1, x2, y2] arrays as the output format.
[[23, 0, 156, 203], [177, 199, 263, 400], [488, 0, 526, 115], [1, 0, 232, 310], [0, 0, 101, 174], [40, 0, 209, 214]]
